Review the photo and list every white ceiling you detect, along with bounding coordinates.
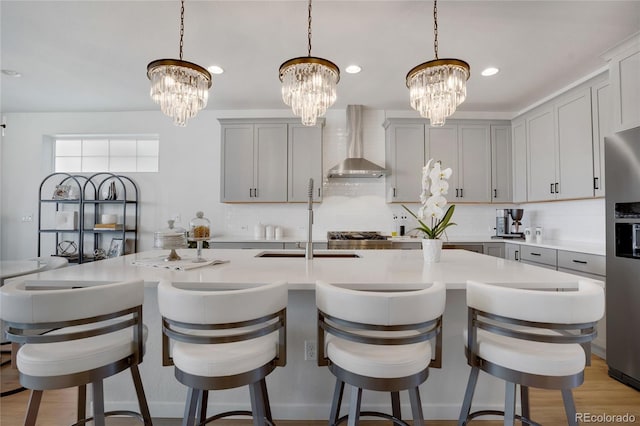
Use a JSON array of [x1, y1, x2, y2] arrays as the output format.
[[1, 1, 639, 117]]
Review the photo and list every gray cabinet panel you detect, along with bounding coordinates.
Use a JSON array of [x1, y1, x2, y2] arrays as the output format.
[[557, 250, 605, 276], [221, 125, 254, 202], [491, 125, 512, 203], [288, 124, 323, 202], [592, 81, 612, 197], [520, 245, 557, 267], [385, 123, 425, 202], [255, 124, 288, 202], [526, 107, 556, 202], [483, 242, 505, 258], [458, 124, 491, 202], [511, 119, 527, 203]]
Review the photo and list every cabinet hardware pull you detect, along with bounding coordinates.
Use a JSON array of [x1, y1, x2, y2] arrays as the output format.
[[494, 189, 497, 198], [531, 252, 541, 256], [594, 177, 599, 190], [456, 188, 459, 197], [254, 188, 258, 198], [317, 188, 321, 198], [555, 182, 559, 193], [460, 188, 464, 198], [515, 250, 519, 261], [550, 183, 555, 194], [393, 187, 396, 198], [572, 259, 588, 264], [249, 188, 253, 197]]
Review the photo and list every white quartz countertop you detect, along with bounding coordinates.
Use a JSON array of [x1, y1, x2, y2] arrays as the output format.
[[14, 249, 598, 291]]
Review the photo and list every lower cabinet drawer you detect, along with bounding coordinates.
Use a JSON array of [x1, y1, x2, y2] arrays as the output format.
[[520, 246, 557, 267], [557, 250, 605, 276]]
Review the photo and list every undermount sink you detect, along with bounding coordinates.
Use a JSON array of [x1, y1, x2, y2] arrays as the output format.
[[255, 251, 360, 258]]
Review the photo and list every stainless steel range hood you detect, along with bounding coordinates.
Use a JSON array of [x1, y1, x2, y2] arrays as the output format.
[[327, 105, 387, 178]]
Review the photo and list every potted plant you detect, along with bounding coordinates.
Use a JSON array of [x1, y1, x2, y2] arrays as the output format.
[[402, 159, 456, 262]]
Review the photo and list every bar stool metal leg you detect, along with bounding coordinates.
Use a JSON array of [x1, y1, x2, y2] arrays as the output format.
[[408, 387, 424, 424], [562, 389, 578, 426], [391, 391, 401, 422], [329, 379, 345, 426], [249, 381, 266, 426], [24, 390, 43, 426], [347, 386, 363, 426], [183, 387, 198, 426], [458, 366, 479, 425], [504, 381, 516, 425], [92, 380, 106, 426], [521, 385, 530, 421], [131, 364, 152, 425], [77, 384, 87, 423]]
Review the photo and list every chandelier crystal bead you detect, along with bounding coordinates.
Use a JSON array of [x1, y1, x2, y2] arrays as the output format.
[[406, 0, 470, 127], [279, 0, 340, 126], [147, 1, 211, 127]]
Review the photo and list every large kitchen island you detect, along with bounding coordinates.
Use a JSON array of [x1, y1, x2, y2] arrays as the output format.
[[11, 249, 600, 421]]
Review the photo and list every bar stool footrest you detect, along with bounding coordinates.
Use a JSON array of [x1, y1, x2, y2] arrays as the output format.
[[464, 409, 541, 426], [71, 410, 148, 426], [201, 410, 275, 426], [336, 410, 410, 426]]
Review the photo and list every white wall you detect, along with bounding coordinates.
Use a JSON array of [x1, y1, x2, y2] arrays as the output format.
[[0, 108, 605, 260]]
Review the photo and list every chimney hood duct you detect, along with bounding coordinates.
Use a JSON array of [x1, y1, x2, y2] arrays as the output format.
[[327, 105, 387, 178]]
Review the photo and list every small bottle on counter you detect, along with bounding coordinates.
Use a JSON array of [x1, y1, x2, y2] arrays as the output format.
[[254, 223, 265, 239], [265, 225, 275, 240], [399, 213, 407, 236], [275, 226, 283, 240], [391, 214, 398, 237]]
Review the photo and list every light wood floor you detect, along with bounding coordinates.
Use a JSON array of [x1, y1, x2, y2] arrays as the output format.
[[1, 355, 638, 425]]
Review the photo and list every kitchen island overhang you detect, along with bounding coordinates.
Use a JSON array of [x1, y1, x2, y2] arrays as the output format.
[[8, 249, 602, 420]]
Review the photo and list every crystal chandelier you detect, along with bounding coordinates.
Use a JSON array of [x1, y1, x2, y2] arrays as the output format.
[[147, 0, 211, 127], [279, 0, 340, 126], [406, 0, 470, 127]]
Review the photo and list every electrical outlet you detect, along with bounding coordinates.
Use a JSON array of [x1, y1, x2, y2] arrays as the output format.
[[304, 340, 317, 361], [21, 214, 33, 222]]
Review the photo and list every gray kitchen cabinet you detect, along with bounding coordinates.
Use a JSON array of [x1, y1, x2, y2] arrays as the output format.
[[219, 118, 324, 203], [220, 122, 288, 202], [603, 33, 640, 132], [591, 80, 612, 197], [491, 125, 512, 203], [526, 86, 595, 201], [428, 124, 491, 203], [526, 105, 556, 202], [288, 123, 323, 202], [483, 242, 505, 258], [556, 249, 606, 356], [520, 245, 557, 270], [555, 87, 595, 199], [511, 119, 527, 203], [504, 243, 521, 261], [383, 120, 425, 202]]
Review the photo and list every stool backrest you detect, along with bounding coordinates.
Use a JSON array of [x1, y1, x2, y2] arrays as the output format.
[[466, 280, 604, 324], [0, 279, 144, 324], [316, 281, 446, 368], [157, 281, 288, 367], [316, 281, 445, 326]]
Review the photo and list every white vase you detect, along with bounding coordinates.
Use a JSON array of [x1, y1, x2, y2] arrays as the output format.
[[422, 239, 443, 263]]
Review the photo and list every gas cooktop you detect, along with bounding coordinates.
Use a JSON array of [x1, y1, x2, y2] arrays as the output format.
[[327, 231, 388, 240], [326, 231, 391, 249]]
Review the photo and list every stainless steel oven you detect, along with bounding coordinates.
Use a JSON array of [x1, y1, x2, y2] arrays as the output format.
[[327, 231, 393, 250]]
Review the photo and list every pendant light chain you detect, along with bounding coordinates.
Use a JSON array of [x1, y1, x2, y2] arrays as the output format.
[[433, 0, 439, 60], [307, 0, 313, 57], [179, 0, 185, 61]]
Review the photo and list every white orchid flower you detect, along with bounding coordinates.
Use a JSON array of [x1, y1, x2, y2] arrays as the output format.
[[430, 180, 450, 195], [426, 195, 448, 210], [424, 204, 444, 220], [429, 164, 452, 183]]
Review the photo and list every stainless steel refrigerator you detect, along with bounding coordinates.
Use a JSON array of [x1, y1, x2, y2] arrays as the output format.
[[605, 125, 640, 390]]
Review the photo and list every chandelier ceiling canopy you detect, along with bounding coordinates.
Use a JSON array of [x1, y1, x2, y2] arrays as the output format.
[[147, 0, 212, 127], [279, 0, 340, 127], [406, 0, 470, 127]]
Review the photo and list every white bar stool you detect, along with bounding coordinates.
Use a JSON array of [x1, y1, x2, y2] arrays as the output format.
[[158, 280, 287, 426], [0, 279, 151, 426], [316, 280, 446, 426], [458, 280, 605, 426]]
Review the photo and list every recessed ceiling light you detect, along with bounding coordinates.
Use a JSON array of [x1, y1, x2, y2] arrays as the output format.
[[481, 67, 499, 77], [207, 65, 224, 75], [1, 69, 22, 77], [345, 65, 362, 74]]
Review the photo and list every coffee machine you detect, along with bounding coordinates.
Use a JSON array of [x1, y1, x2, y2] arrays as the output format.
[[495, 209, 525, 238]]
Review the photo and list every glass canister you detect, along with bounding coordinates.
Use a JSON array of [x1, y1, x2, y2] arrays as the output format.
[[189, 211, 211, 239], [154, 219, 187, 261]]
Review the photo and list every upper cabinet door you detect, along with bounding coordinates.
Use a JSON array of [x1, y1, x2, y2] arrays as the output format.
[[592, 81, 612, 197], [221, 124, 255, 202], [511, 119, 527, 203], [458, 124, 491, 203], [384, 121, 425, 203], [491, 125, 512, 203], [288, 123, 323, 202], [426, 125, 459, 200], [526, 106, 556, 202], [254, 124, 288, 202], [555, 87, 594, 200], [605, 34, 640, 132]]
